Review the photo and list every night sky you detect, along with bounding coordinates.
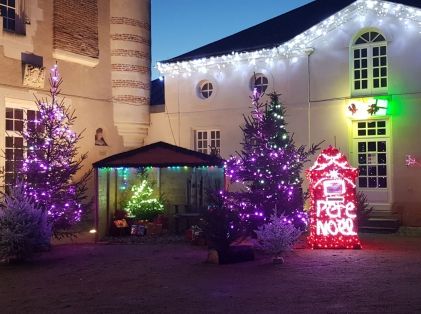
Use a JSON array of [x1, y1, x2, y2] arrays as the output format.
[[151, 0, 314, 78]]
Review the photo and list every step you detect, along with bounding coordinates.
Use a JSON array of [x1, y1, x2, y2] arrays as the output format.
[[359, 218, 400, 233]]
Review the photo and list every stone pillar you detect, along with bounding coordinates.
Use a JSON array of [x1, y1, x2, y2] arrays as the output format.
[[110, 0, 150, 148]]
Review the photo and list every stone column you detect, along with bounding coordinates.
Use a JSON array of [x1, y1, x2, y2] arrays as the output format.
[[110, 0, 151, 148]]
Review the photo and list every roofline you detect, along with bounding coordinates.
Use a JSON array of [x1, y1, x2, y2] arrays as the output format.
[[157, 0, 421, 76], [92, 141, 224, 168]]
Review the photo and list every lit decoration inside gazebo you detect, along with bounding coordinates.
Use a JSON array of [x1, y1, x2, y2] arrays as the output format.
[[306, 146, 362, 249]]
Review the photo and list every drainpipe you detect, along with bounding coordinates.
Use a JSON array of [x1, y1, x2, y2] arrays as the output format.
[[305, 48, 315, 148]]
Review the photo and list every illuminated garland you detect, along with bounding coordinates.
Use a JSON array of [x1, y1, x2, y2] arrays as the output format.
[[306, 146, 362, 249], [158, 0, 421, 77]]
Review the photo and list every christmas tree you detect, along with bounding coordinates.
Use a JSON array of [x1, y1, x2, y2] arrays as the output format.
[[21, 64, 91, 237], [225, 91, 320, 230]]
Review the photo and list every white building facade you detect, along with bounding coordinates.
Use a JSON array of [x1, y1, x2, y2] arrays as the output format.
[[149, 0, 421, 226]]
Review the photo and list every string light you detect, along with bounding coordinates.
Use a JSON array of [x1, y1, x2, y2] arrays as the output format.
[[307, 146, 362, 249], [157, 0, 421, 77]]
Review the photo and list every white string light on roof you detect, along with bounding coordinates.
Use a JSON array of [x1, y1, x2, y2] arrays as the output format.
[[157, 0, 421, 77]]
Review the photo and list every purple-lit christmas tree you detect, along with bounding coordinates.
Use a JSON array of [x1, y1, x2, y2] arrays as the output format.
[[226, 91, 320, 230], [21, 64, 91, 238]]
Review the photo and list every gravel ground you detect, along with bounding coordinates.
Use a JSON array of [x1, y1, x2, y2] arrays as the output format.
[[1, 233, 421, 314]]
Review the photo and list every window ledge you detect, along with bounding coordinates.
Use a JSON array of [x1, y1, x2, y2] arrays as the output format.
[[53, 49, 99, 67]]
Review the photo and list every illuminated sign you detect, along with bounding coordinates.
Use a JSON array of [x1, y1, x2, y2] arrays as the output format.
[[346, 98, 388, 119], [306, 146, 362, 249]]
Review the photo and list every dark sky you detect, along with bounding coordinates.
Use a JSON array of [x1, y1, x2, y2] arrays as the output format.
[[151, 0, 314, 78]]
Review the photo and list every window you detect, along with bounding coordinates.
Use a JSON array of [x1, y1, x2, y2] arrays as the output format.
[[251, 74, 268, 94], [198, 81, 213, 99], [354, 120, 389, 189], [1, 0, 16, 31], [352, 31, 387, 95], [4, 106, 40, 188], [195, 130, 220, 155]]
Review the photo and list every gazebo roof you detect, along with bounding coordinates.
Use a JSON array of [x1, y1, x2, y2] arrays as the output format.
[[93, 141, 224, 168]]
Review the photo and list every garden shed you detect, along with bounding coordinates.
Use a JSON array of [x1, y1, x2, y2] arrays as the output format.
[[92, 141, 225, 239]]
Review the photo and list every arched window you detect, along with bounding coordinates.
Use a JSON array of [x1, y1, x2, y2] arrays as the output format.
[[351, 31, 387, 95], [198, 81, 213, 99]]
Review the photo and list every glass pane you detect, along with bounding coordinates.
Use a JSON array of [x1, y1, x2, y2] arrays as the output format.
[[354, 50, 360, 58], [361, 49, 367, 58], [358, 154, 367, 164], [5, 136, 13, 147], [377, 121, 386, 127], [0, 6, 6, 17], [368, 177, 377, 188], [355, 38, 365, 45], [203, 133, 207, 139], [362, 32, 370, 42], [378, 141, 386, 152], [377, 129, 386, 135], [378, 153, 387, 164], [15, 137, 23, 147], [355, 81, 360, 90], [198, 133, 202, 139], [8, 7, 14, 19], [5, 161, 13, 172], [373, 68, 379, 77], [362, 80, 368, 89], [373, 58, 379, 67], [378, 165, 387, 176], [368, 166, 377, 176], [9, 0, 16, 7], [6, 119, 13, 131], [354, 60, 360, 69], [358, 142, 366, 152], [378, 177, 387, 188], [359, 177, 367, 187], [358, 130, 366, 136], [367, 122, 376, 128], [362, 59, 367, 68], [368, 142, 376, 151], [198, 142, 202, 149], [15, 149, 23, 160], [14, 109, 23, 119], [377, 34, 385, 42], [354, 71, 360, 79], [216, 131, 220, 137], [367, 129, 376, 135], [14, 120, 23, 132], [5, 149, 13, 159], [27, 110, 36, 120], [373, 79, 379, 88], [373, 47, 379, 56], [358, 122, 366, 128], [5, 108, 13, 118], [359, 166, 367, 176]]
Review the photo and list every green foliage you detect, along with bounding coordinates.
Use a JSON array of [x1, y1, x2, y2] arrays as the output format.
[[255, 214, 302, 257], [124, 179, 164, 221], [202, 191, 243, 252], [356, 191, 374, 227], [0, 182, 51, 263]]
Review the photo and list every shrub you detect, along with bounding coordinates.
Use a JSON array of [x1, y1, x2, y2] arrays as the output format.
[[0, 183, 51, 263], [202, 191, 243, 253], [255, 214, 302, 258], [356, 191, 373, 228]]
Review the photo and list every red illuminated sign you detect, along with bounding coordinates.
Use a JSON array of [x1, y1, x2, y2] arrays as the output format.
[[306, 146, 362, 249]]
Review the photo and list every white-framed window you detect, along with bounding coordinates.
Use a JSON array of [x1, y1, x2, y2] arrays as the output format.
[[353, 120, 389, 190], [198, 81, 213, 99], [0, 0, 16, 31], [4, 101, 40, 188], [195, 130, 220, 155], [251, 73, 268, 94], [351, 31, 387, 96]]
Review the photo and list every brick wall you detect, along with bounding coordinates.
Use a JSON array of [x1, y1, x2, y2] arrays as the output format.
[[53, 0, 99, 58]]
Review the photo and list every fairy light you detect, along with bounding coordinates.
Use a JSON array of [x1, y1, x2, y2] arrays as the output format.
[[157, 0, 421, 77], [307, 146, 362, 249]]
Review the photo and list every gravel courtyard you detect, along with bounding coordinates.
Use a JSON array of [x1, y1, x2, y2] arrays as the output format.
[[1, 233, 421, 314]]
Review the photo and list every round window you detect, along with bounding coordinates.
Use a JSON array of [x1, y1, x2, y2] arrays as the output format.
[[199, 81, 213, 99], [251, 74, 269, 94]]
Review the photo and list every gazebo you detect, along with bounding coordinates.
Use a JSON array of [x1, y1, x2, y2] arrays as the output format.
[[92, 141, 225, 239]]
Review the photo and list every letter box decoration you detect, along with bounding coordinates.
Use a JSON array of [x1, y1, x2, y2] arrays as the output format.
[[306, 146, 361, 249]]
